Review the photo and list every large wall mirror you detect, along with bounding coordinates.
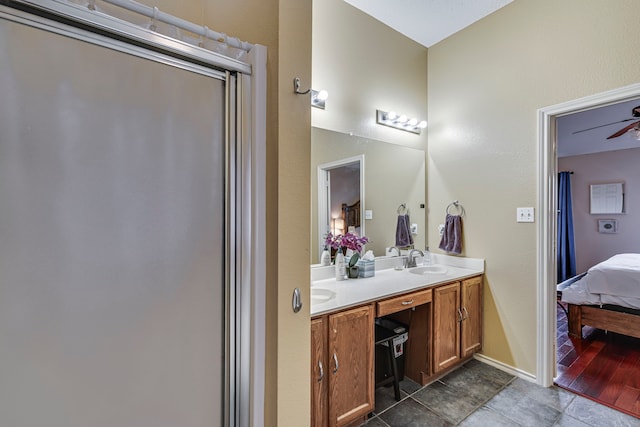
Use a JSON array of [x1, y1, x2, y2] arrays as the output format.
[[311, 127, 426, 264]]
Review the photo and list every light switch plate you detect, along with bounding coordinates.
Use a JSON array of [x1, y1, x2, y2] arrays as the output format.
[[517, 207, 534, 223], [411, 223, 418, 234], [365, 210, 373, 220]]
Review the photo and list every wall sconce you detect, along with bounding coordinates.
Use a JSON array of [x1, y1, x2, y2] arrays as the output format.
[[376, 109, 427, 134], [293, 77, 329, 109], [311, 89, 329, 109]]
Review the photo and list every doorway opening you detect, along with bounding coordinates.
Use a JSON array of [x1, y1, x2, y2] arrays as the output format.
[[537, 83, 640, 387], [316, 155, 365, 262]]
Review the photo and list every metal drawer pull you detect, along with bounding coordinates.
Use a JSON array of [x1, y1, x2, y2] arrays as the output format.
[[333, 353, 339, 374], [462, 306, 469, 320], [318, 360, 324, 382], [401, 299, 414, 306], [457, 308, 463, 322]]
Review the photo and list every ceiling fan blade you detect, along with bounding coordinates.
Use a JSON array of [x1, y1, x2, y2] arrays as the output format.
[[572, 118, 636, 135], [606, 121, 640, 139]]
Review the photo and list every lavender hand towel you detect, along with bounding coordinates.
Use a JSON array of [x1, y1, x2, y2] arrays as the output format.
[[438, 214, 463, 254], [395, 214, 414, 248]]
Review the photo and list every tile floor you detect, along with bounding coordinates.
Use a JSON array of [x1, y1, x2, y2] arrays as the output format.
[[362, 359, 640, 426]]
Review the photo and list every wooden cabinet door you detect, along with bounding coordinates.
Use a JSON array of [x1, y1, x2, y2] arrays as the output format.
[[461, 276, 483, 358], [433, 282, 461, 373], [311, 317, 328, 427], [328, 305, 374, 427]]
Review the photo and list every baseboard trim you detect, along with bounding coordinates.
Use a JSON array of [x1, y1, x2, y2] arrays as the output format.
[[473, 353, 537, 383]]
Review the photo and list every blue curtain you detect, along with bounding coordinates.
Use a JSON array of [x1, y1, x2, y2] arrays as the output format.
[[557, 172, 576, 282]]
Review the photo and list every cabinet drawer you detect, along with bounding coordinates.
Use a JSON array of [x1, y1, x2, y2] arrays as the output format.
[[377, 288, 432, 317]]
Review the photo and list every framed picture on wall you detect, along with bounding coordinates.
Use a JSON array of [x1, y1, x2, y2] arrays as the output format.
[[597, 219, 618, 234], [590, 182, 624, 214]]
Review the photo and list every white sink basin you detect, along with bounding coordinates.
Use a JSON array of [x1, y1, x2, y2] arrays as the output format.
[[409, 265, 448, 275], [311, 288, 336, 304]]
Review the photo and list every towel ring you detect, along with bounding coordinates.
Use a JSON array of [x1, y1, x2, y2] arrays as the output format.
[[397, 203, 408, 215], [446, 201, 465, 217]]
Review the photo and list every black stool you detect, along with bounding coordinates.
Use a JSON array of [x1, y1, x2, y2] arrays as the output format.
[[374, 322, 405, 401]]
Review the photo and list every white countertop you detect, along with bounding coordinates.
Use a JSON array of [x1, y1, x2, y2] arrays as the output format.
[[311, 254, 484, 316]]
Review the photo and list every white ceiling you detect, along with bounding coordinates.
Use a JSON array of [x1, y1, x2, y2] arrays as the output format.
[[557, 99, 640, 158], [343, 0, 513, 48]]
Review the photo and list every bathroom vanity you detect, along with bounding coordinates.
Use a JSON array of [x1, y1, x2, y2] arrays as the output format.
[[310, 255, 484, 427]]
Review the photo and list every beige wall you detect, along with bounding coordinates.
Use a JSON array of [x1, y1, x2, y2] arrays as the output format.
[[312, 0, 428, 151], [141, 1, 311, 425], [559, 149, 640, 274], [428, 0, 640, 375]]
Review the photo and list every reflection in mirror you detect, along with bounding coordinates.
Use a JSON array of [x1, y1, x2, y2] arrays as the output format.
[[311, 127, 426, 264], [317, 156, 364, 259]]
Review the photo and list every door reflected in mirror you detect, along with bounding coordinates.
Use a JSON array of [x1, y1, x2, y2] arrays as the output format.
[[317, 155, 365, 260]]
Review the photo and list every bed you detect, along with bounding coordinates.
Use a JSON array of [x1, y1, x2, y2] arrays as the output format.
[[557, 253, 640, 339]]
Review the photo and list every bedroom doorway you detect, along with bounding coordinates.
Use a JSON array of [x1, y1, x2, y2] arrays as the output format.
[[538, 83, 640, 390], [316, 155, 365, 261]]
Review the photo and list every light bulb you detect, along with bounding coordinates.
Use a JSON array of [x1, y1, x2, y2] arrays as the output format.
[[398, 115, 408, 123], [408, 118, 418, 127], [418, 120, 428, 129], [317, 90, 329, 101], [387, 111, 397, 121]]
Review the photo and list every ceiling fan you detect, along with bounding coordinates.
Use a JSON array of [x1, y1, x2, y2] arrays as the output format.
[[572, 105, 640, 140]]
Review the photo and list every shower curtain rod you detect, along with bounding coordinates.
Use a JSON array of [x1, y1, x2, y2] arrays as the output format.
[[98, 0, 253, 52]]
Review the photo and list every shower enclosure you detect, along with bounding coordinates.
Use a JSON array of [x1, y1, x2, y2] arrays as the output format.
[[0, 2, 265, 426]]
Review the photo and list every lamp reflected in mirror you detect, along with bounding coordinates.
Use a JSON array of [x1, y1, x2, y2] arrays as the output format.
[[332, 218, 345, 235]]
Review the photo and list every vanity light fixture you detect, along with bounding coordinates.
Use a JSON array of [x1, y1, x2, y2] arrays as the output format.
[[294, 77, 329, 109], [376, 109, 427, 134]]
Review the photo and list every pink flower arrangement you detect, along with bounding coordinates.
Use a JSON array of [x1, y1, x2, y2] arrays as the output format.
[[324, 232, 369, 253]]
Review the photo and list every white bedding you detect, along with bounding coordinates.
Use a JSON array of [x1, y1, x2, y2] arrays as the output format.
[[559, 253, 640, 309]]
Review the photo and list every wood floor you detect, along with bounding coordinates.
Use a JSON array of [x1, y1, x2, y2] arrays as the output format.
[[555, 303, 640, 418]]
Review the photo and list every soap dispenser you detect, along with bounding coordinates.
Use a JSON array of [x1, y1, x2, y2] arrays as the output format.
[[335, 252, 347, 281], [320, 246, 331, 266]]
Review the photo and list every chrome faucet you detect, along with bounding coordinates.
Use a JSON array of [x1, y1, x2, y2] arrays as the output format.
[[407, 249, 424, 268]]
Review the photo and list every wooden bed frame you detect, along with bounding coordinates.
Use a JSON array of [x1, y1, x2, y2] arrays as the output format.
[[341, 200, 360, 231], [567, 303, 640, 339]]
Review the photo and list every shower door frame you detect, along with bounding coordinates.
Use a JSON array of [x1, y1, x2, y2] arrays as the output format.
[[0, 2, 266, 426]]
